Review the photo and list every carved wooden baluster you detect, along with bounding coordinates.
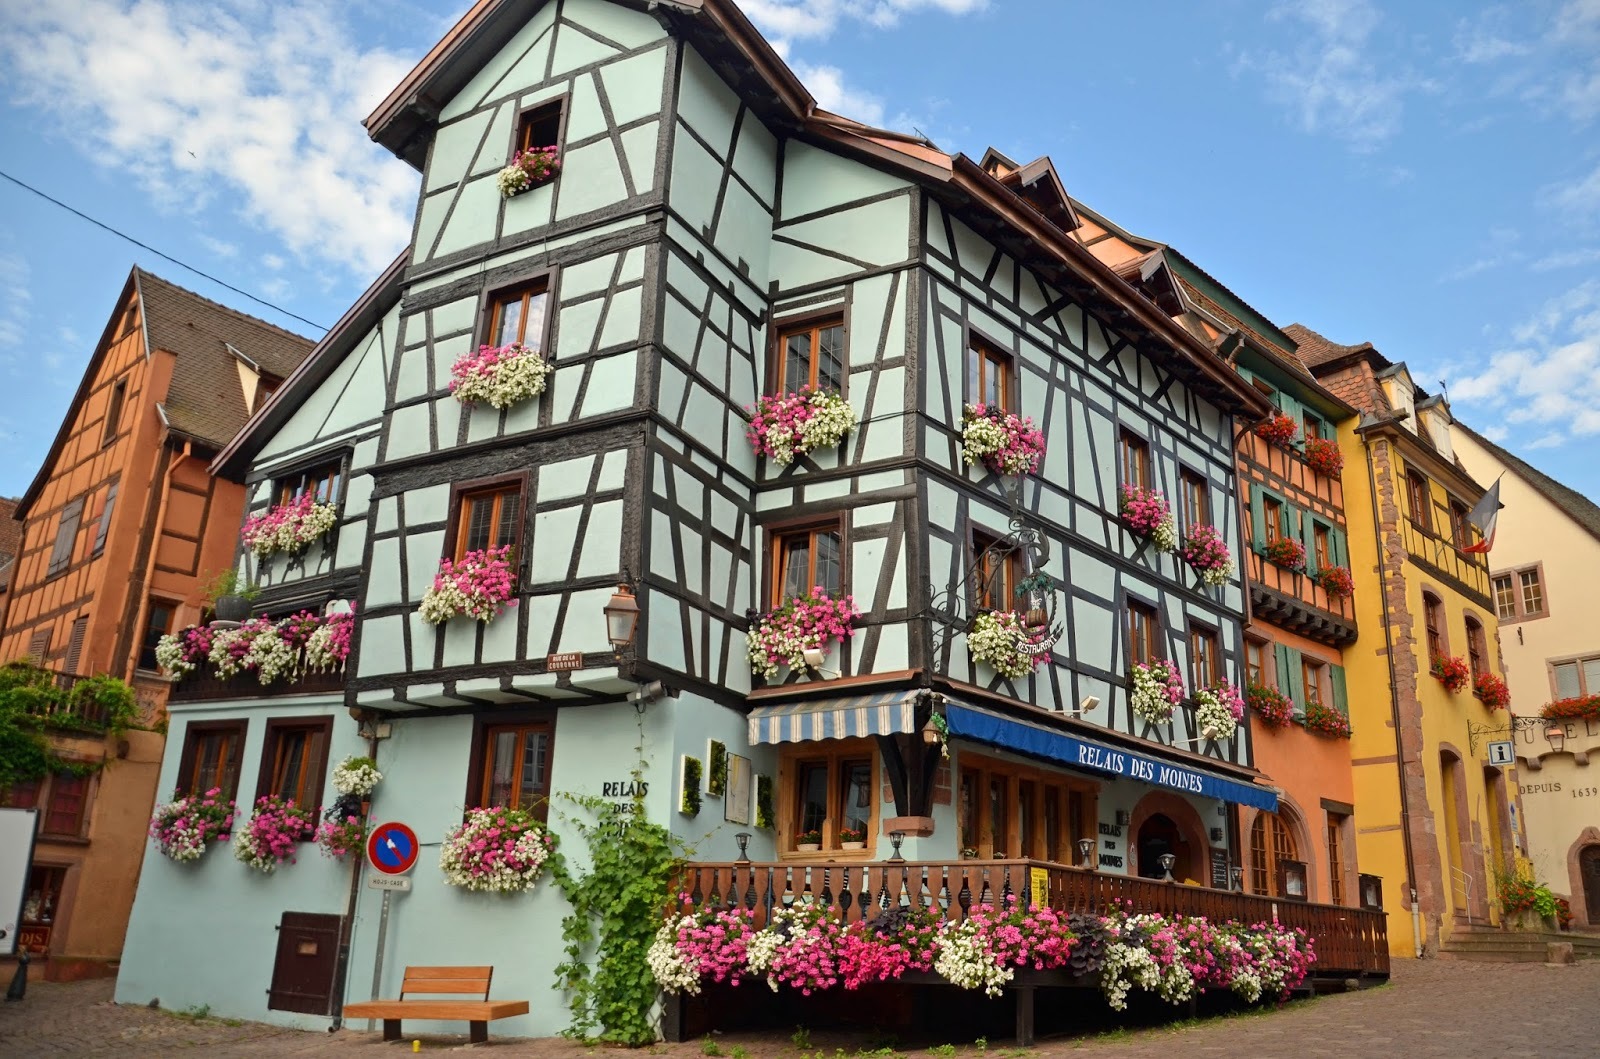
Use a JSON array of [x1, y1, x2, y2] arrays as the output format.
[[838, 867, 855, 920]]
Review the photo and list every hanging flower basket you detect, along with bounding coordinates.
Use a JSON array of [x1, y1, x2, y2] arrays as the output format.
[[1314, 565, 1354, 599], [420, 546, 518, 624], [234, 796, 316, 873], [1193, 682, 1246, 742], [332, 755, 382, 797], [1247, 682, 1295, 728], [304, 610, 355, 671], [154, 625, 214, 677], [1302, 701, 1352, 738], [1255, 412, 1299, 448], [450, 341, 552, 410], [148, 788, 235, 863], [1264, 536, 1307, 572], [1431, 655, 1470, 694], [1130, 659, 1185, 725], [1119, 485, 1179, 553], [439, 806, 556, 893], [1543, 694, 1600, 721], [1180, 523, 1234, 586], [1304, 436, 1344, 477], [496, 146, 562, 197], [241, 493, 339, 560], [1474, 671, 1511, 710], [968, 610, 1046, 679], [315, 813, 370, 859], [745, 588, 861, 680], [961, 403, 1045, 477], [747, 387, 857, 465]]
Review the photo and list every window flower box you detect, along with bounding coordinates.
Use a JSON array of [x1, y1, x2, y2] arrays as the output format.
[[449, 340, 552, 410], [1430, 655, 1469, 694], [1247, 682, 1295, 728], [839, 827, 866, 851], [968, 610, 1046, 679], [1180, 523, 1234, 586], [1264, 536, 1306, 572], [241, 493, 338, 560], [1119, 485, 1178, 554], [157, 610, 354, 689], [419, 546, 518, 624], [496, 146, 561, 198], [747, 387, 857, 465], [1304, 436, 1344, 477], [961, 403, 1045, 477], [1130, 659, 1185, 725], [745, 588, 861, 680], [1314, 565, 1354, 599], [439, 806, 556, 893], [148, 788, 235, 863], [795, 831, 822, 853], [315, 813, 370, 859], [1255, 412, 1299, 448], [1194, 682, 1246, 742], [1302, 701, 1352, 739], [1542, 694, 1600, 721], [234, 796, 317, 873], [1474, 671, 1511, 710]]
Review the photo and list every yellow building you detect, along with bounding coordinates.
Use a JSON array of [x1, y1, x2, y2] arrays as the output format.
[[1289, 325, 1515, 957]]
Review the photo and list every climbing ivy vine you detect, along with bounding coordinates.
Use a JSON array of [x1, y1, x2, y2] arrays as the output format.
[[550, 718, 686, 1045]]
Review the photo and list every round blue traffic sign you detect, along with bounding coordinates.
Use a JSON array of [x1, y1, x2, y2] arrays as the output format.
[[367, 821, 419, 875]]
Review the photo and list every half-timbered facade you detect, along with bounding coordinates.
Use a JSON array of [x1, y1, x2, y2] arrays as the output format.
[[116, 0, 1364, 1037]]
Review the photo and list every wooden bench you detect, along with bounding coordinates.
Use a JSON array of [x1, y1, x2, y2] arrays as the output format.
[[344, 965, 529, 1044]]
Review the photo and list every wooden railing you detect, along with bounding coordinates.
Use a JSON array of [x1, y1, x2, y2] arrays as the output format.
[[1246, 551, 1357, 627], [169, 666, 344, 703], [675, 859, 1389, 978]]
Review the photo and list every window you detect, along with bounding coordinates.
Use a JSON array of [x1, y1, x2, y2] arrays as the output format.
[[1127, 599, 1161, 667], [1520, 569, 1544, 616], [967, 334, 1012, 411], [1190, 625, 1219, 691], [957, 753, 1096, 861], [2, 777, 41, 809], [257, 718, 334, 814], [777, 317, 845, 393], [486, 278, 551, 352], [137, 600, 174, 672], [42, 773, 90, 837], [91, 481, 117, 556], [452, 480, 523, 562], [771, 522, 842, 607], [1302, 659, 1325, 706], [786, 742, 876, 852], [1465, 617, 1487, 679], [1119, 429, 1151, 491], [513, 99, 565, 170], [1302, 412, 1323, 440], [1314, 523, 1331, 570], [1450, 500, 1474, 550], [1179, 469, 1209, 530], [177, 720, 247, 800], [47, 497, 84, 578], [21, 865, 66, 928], [1326, 814, 1348, 906], [1423, 593, 1446, 662], [276, 460, 343, 506], [1263, 496, 1283, 544], [972, 528, 1021, 612], [1406, 472, 1432, 532], [102, 378, 127, 447], [1493, 575, 1517, 620], [1249, 812, 1299, 897], [1246, 640, 1266, 685], [1553, 656, 1600, 699], [476, 722, 553, 820]]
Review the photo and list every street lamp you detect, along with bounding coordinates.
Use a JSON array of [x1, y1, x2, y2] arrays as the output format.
[[603, 584, 639, 650], [1546, 725, 1566, 754]]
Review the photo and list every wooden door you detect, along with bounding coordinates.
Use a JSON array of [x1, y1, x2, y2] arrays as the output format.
[[267, 912, 342, 1015], [1583, 846, 1600, 922]]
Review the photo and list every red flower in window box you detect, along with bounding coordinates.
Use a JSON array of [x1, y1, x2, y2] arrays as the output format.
[[1430, 655, 1470, 694], [1254, 412, 1299, 448], [1542, 695, 1600, 720], [1303, 701, 1352, 738], [1247, 683, 1295, 728], [1264, 536, 1307, 572], [1304, 436, 1344, 477], [1314, 565, 1355, 599], [1474, 671, 1511, 710]]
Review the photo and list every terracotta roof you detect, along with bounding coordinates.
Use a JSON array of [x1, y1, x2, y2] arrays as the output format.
[[1282, 323, 1377, 369], [136, 270, 315, 449], [1457, 423, 1600, 546]]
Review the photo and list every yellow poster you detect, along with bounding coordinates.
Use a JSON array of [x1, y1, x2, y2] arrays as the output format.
[[1029, 866, 1050, 907]]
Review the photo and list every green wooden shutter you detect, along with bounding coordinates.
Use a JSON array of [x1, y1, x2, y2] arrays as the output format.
[[1301, 512, 1320, 577], [1277, 499, 1294, 549], [1332, 527, 1348, 570], [1331, 664, 1349, 716], [1282, 646, 1305, 711], [1275, 643, 1293, 697], [1250, 487, 1267, 552], [1277, 391, 1302, 443]]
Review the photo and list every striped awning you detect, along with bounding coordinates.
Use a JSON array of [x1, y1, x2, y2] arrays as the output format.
[[748, 690, 923, 745]]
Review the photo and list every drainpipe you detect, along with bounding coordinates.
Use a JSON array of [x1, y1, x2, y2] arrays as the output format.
[[328, 722, 381, 1031], [1362, 431, 1423, 957]]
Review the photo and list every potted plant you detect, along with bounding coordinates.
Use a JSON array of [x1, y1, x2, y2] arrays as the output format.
[[796, 829, 822, 853], [1130, 658, 1185, 725], [960, 403, 1046, 477], [1474, 671, 1511, 710], [1314, 565, 1355, 599], [1118, 484, 1179, 553], [1431, 655, 1470, 694], [839, 826, 866, 851], [1254, 412, 1299, 448], [746, 387, 857, 465], [203, 568, 260, 624], [1304, 436, 1344, 477], [1263, 536, 1307, 572], [1247, 682, 1295, 728]]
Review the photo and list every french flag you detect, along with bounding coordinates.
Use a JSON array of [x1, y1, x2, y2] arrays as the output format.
[[1462, 476, 1502, 554]]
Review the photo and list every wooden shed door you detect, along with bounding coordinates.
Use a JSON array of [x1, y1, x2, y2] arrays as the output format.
[[267, 912, 342, 1015]]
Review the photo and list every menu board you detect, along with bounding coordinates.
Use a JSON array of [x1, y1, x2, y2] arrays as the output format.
[[1210, 847, 1230, 890]]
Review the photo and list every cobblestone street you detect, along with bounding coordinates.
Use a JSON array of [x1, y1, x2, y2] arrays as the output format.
[[2, 959, 1597, 1058]]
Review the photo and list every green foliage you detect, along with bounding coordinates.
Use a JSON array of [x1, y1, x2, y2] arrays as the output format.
[[928, 1047, 956, 1057], [791, 1027, 812, 1049], [732, 1047, 750, 1059], [1496, 865, 1562, 919], [706, 741, 728, 797], [702, 1036, 725, 1057], [0, 663, 139, 788], [0, 693, 53, 791], [200, 567, 261, 604], [681, 756, 702, 817], [66, 675, 140, 734], [550, 720, 685, 1046], [755, 774, 774, 829]]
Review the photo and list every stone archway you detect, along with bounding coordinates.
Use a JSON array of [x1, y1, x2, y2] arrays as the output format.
[[1128, 790, 1211, 883], [1566, 827, 1600, 931]]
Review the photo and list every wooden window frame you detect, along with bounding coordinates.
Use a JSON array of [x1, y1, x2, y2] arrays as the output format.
[[1449, 499, 1475, 551], [1302, 658, 1325, 707], [1422, 591, 1448, 662], [965, 330, 1015, 413], [137, 597, 178, 673], [479, 269, 556, 355], [254, 717, 335, 822], [27, 628, 51, 665], [765, 515, 847, 610], [771, 309, 848, 396], [21, 863, 68, 929], [64, 616, 89, 676], [778, 740, 878, 856], [506, 95, 570, 174], [1464, 616, 1488, 680], [1491, 574, 1517, 621], [102, 377, 127, 448], [464, 709, 557, 823], [444, 472, 529, 566], [1118, 427, 1152, 493], [176, 719, 249, 801], [956, 751, 1099, 862], [1313, 522, 1332, 570], [1179, 467, 1209, 531], [1405, 471, 1433, 534], [970, 523, 1022, 614], [274, 456, 346, 508], [1126, 596, 1163, 668], [1302, 411, 1323, 441], [1188, 621, 1220, 693], [1549, 653, 1600, 699], [1249, 811, 1300, 898], [1245, 637, 1267, 687], [1262, 496, 1283, 544]]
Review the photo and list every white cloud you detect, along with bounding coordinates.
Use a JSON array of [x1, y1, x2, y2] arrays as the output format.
[[1531, 247, 1600, 271], [1453, 8, 1534, 64], [1526, 431, 1567, 449], [742, 0, 986, 43], [790, 61, 885, 126], [197, 234, 239, 259], [0, 0, 419, 277], [0, 251, 29, 350], [1543, 162, 1600, 219], [1478, 424, 1510, 443]]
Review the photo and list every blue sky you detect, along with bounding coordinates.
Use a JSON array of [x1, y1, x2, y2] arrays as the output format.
[[2, 0, 1598, 500]]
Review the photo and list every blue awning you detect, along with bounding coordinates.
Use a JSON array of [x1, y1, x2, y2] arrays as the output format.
[[749, 690, 922, 745], [943, 702, 1278, 811]]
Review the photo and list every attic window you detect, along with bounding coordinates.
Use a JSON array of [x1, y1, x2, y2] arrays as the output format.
[[511, 99, 566, 185]]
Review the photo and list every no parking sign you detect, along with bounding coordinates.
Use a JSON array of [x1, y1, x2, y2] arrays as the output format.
[[367, 821, 419, 876]]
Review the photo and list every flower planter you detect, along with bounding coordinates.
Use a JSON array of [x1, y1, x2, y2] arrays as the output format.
[[1431, 655, 1470, 694], [1264, 536, 1307, 572], [1130, 659, 1185, 725], [840, 841, 865, 851], [1180, 523, 1234, 586], [961, 403, 1045, 477], [450, 341, 552, 410], [241, 493, 338, 560], [967, 610, 1045, 678], [1255, 412, 1299, 448], [420, 546, 518, 624], [213, 594, 251, 623], [1118, 485, 1178, 554], [497, 146, 561, 197], [745, 588, 861, 680], [796, 843, 821, 853], [1304, 436, 1344, 477], [746, 387, 857, 465]]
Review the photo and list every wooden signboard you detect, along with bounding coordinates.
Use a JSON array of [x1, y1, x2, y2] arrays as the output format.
[[546, 652, 584, 672]]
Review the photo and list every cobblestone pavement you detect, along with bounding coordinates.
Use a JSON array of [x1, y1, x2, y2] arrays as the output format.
[[3, 959, 1597, 1057]]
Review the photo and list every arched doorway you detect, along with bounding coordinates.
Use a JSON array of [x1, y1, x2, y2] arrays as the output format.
[[1583, 846, 1600, 922], [1482, 766, 1512, 873], [1129, 791, 1210, 882], [1439, 748, 1474, 922], [1137, 814, 1183, 880], [1249, 812, 1300, 897]]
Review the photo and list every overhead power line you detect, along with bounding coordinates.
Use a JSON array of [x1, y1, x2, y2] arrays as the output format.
[[0, 168, 329, 332]]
